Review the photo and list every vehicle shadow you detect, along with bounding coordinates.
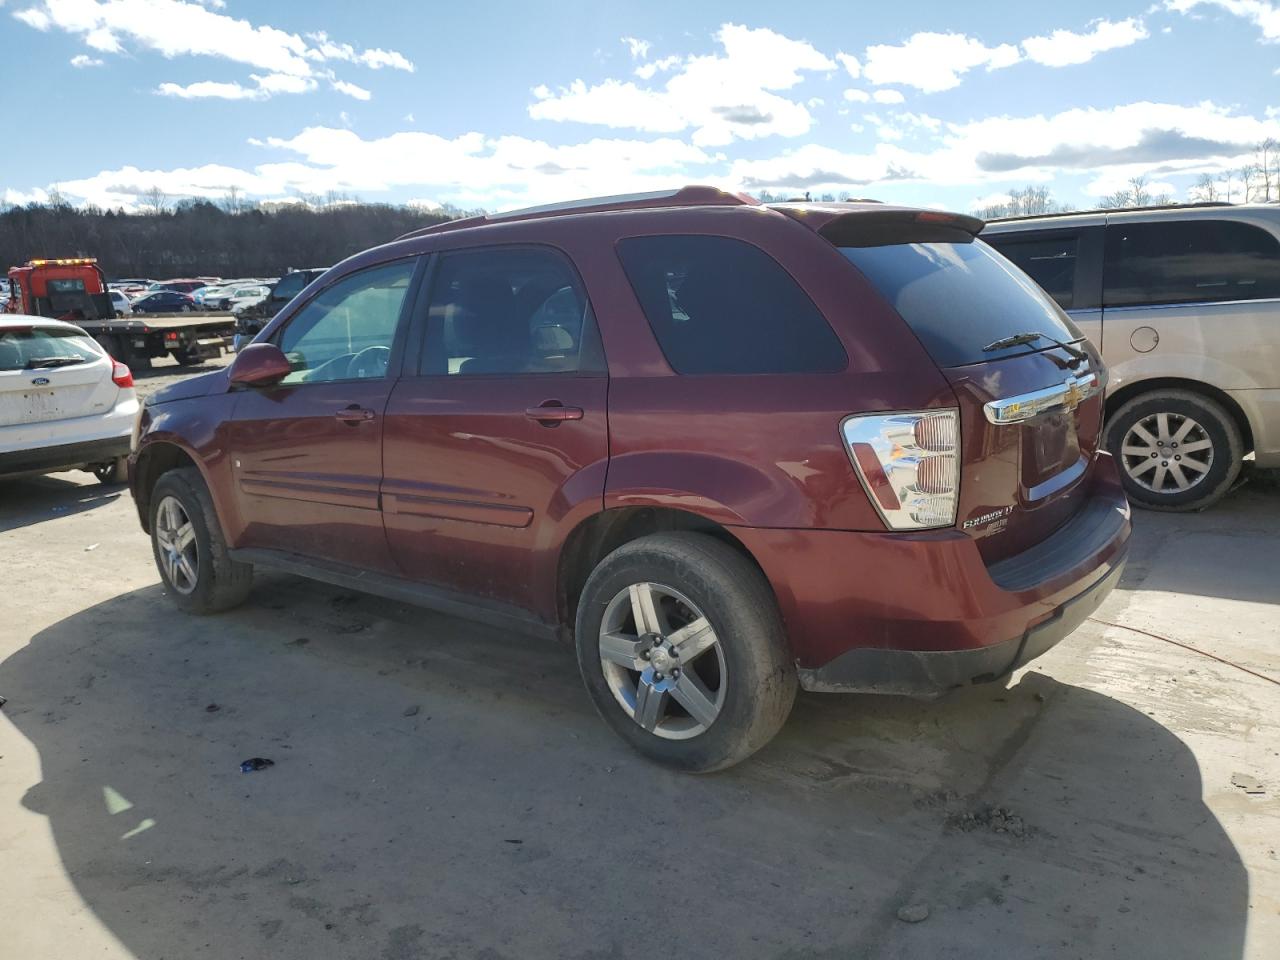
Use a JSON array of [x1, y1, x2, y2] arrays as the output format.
[[0, 582, 1248, 960], [0, 474, 122, 533]]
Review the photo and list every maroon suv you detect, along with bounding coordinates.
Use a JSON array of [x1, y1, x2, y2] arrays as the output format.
[[130, 186, 1130, 771]]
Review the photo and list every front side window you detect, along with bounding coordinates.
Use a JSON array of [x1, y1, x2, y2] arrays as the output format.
[[1104, 219, 1280, 307], [420, 246, 598, 376], [985, 233, 1078, 309], [616, 235, 846, 375], [274, 260, 414, 384]]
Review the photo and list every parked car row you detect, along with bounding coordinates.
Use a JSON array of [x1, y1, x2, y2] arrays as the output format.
[[105, 276, 277, 315]]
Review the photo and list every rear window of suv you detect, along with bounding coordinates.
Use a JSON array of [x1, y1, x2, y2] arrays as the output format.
[[617, 235, 847, 375], [840, 240, 1082, 367], [1103, 219, 1280, 307]]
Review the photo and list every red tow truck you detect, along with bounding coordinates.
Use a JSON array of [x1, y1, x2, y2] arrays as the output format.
[[5, 258, 234, 370]]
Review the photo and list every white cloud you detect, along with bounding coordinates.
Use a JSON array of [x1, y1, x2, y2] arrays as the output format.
[[331, 78, 372, 100], [157, 72, 318, 100], [807, 97, 825, 108], [11, 0, 412, 102], [634, 54, 680, 79], [849, 122, 865, 133], [727, 100, 1280, 195], [1022, 17, 1149, 66], [44, 128, 718, 211], [621, 36, 650, 59], [1166, 0, 1280, 41], [863, 32, 1020, 92], [836, 51, 861, 78], [69, 53, 103, 67], [843, 88, 871, 102], [3, 186, 52, 206], [529, 23, 834, 146], [873, 89, 905, 104]]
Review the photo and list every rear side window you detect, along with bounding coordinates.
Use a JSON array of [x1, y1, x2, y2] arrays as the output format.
[[0, 326, 101, 371], [616, 235, 846, 374], [840, 240, 1081, 367], [984, 234, 1077, 309], [1104, 219, 1280, 307]]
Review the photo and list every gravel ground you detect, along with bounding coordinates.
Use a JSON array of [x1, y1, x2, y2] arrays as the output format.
[[0, 358, 1277, 960]]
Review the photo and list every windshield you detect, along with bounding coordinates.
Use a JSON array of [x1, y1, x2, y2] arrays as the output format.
[[840, 240, 1083, 367], [0, 326, 101, 371]]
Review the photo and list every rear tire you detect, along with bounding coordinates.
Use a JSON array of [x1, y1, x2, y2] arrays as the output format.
[[150, 467, 252, 614], [574, 532, 796, 773], [1105, 389, 1242, 512], [174, 349, 202, 366]]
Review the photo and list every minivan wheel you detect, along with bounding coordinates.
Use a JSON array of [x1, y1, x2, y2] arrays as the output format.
[[1105, 389, 1242, 512], [149, 467, 253, 613], [574, 532, 797, 772]]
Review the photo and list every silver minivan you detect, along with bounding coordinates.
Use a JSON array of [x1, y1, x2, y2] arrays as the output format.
[[983, 203, 1280, 511]]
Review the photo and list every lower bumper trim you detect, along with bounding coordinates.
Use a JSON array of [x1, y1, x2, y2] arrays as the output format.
[[797, 554, 1126, 698], [0, 435, 131, 477]]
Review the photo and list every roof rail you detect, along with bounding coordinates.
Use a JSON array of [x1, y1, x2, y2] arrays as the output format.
[[987, 200, 1233, 223], [396, 185, 759, 240]]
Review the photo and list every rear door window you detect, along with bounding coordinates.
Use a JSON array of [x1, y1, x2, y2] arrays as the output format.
[[840, 240, 1082, 367], [1103, 219, 1280, 307], [420, 246, 601, 376], [984, 233, 1078, 309], [616, 235, 846, 374]]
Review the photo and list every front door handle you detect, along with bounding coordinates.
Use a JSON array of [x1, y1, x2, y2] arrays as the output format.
[[525, 401, 584, 424], [335, 405, 376, 424]]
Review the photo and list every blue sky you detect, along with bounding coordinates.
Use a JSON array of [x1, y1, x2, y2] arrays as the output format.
[[3, 0, 1279, 213]]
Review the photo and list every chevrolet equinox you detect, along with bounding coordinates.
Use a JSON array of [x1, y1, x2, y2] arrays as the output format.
[[130, 186, 1131, 771]]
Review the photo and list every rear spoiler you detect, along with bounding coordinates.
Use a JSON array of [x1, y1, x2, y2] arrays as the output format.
[[771, 203, 986, 247]]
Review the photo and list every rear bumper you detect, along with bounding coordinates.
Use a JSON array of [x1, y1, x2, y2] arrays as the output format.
[[0, 435, 131, 477], [734, 452, 1131, 696]]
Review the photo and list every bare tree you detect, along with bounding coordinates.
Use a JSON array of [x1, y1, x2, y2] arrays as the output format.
[[1255, 139, 1277, 202], [1191, 173, 1219, 202], [975, 185, 1070, 218], [221, 185, 243, 215], [1239, 164, 1261, 202], [140, 185, 170, 215]]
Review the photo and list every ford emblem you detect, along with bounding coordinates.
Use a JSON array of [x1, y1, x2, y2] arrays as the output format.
[[31, 377, 50, 386]]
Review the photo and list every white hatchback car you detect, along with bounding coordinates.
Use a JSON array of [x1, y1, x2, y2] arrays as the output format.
[[0, 315, 138, 483]]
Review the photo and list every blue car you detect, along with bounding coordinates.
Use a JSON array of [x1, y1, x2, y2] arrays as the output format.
[[131, 290, 196, 314]]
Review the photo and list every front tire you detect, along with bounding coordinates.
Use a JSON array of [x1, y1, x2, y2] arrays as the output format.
[[574, 532, 796, 773], [150, 467, 252, 614], [1105, 389, 1243, 512]]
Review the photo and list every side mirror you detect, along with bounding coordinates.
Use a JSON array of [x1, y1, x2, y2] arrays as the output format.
[[229, 342, 292, 388]]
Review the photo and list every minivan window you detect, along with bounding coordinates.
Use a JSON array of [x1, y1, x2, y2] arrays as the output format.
[[1103, 219, 1280, 307], [984, 234, 1078, 309], [840, 240, 1082, 367], [421, 246, 600, 376], [616, 235, 846, 375]]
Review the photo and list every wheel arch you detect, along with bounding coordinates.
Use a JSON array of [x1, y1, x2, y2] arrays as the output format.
[[1105, 376, 1254, 454], [554, 506, 773, 643], [131, 439, 204, 533]]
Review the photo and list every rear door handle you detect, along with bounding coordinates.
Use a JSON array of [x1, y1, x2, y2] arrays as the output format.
[[525, 402, 584, 423], [335, 405, 376, 424]]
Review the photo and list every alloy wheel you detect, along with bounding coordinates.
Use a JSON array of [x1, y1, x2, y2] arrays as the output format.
[[155, 495, 199, 595], [1120, 411, 1214, 494], [599, 582, 727, 741]]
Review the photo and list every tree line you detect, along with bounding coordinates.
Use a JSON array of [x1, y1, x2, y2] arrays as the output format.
[[0, 197, 458, 280]]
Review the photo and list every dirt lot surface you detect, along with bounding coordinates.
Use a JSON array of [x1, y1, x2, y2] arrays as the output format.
[[1, 358, 1277, 959]]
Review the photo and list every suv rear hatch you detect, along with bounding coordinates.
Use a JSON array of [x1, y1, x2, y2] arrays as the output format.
[[810, 209, 1105, 564]]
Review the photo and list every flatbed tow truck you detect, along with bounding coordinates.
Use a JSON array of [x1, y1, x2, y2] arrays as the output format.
[[5, 258, 235, 370]]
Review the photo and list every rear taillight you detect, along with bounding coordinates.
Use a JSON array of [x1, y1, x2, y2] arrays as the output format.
[[842, 409, 960, 530], [111, 359, 134, 388]]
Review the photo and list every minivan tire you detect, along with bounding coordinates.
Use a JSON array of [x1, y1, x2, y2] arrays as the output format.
[[149, 467, 253, 613], [574, 532, 797, 773], [1105, 388, 1243, 512]]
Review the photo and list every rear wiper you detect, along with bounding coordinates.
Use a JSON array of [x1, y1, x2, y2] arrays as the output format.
[[982, 332, 1088, 367], [25, 356, 87, 369]]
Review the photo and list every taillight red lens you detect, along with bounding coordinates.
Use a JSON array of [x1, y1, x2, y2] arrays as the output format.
[[111, 359, 134, 388]]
